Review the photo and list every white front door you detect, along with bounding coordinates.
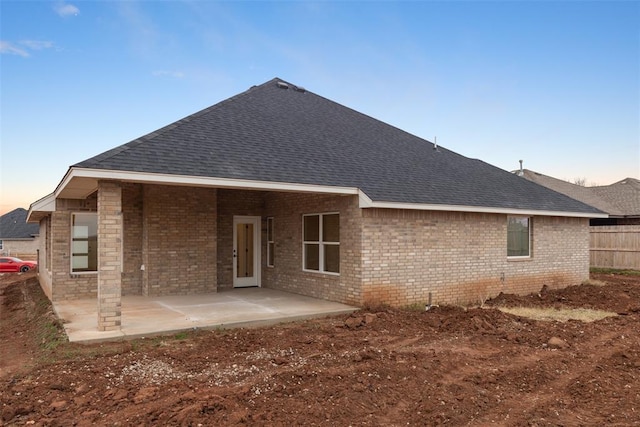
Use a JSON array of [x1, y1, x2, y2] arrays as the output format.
[[233, 216, 261, 288]]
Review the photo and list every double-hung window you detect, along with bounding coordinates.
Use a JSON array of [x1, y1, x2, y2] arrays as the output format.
[[71, 213, 98, 272], [507, 216, 531, 258], [303, 213, 340, 274]]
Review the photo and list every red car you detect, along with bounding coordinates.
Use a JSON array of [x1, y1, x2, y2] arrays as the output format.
[[0, 257, 37, 273]]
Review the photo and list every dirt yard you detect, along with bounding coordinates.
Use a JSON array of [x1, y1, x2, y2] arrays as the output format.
[[1, 271, 639, 426]]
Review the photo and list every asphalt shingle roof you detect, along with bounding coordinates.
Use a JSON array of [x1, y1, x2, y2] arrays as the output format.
[[522, 171, 639, 217], [520, 170, 623, 215], [74, 78, 601, 215], [591, 178, 640, 216], [0, 208, 40, 239]]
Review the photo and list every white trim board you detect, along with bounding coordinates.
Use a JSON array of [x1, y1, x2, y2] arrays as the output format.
[[34, 167, 607, 220]]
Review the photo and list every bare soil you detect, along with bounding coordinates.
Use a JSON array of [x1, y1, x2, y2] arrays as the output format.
[[1, 272, 639, 426]]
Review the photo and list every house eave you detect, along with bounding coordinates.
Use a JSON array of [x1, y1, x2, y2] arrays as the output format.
[[39, 167, 607, 220], [357, 192, 607, 218], [56, 167, 361, 199], [27, 193, 56, 223]]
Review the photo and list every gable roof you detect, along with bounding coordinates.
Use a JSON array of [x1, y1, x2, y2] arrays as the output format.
[[0, 208, 40, 239], [40, 78, 603, 218], [521, 171, 639, 218]]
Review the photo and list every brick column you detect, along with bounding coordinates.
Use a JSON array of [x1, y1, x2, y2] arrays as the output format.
[[97, 181, 122, 331]]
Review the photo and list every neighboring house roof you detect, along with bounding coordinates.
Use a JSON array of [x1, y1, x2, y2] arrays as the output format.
[[0, 208, 40, 239], [591, 178, 640, 217], [32, 78, 604, 218], [520, 171, 639, 218]]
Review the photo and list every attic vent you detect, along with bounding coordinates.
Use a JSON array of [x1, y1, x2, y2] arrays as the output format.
[[293, 85, 306, 93], [277, 81, 289, 89]]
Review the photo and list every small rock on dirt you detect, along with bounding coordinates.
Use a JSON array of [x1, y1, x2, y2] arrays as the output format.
[[364, 313, 377, 324], [547, 336, 569, 349], [344, 316, 363, 328]]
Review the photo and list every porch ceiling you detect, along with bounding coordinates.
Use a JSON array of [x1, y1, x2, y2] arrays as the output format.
[[59, 176, 99, 199]]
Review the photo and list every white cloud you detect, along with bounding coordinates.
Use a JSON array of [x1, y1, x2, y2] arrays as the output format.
[[0, 41, 29, 57], [20, 40, 55, 50], [152, 70, 185, 79], [1, 40, 56, 57], [54, 2, 80, 17]]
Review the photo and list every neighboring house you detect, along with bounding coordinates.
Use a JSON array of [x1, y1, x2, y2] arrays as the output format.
[[0, 208, 40, 260], [519, 169, 640, 270], [28, 78, 604, 332], [590, 178, 640, 225], [519, 170, 640, 225]]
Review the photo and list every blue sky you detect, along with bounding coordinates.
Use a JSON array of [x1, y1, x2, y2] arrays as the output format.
[[1, 0, 638, 214]]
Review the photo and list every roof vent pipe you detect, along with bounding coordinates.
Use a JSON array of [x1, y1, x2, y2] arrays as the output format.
[[518, 160, 524, 176]]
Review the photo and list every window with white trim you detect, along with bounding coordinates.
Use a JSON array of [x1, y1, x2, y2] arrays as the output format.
[[507, 216, 531, 258], [303, 213, 340, 274], [71, 213, 98, 272], [267, 217, 274, 267]]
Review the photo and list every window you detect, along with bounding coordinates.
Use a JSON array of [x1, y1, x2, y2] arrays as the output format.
[[303, 213, 340, 274], [71, 213, 98, 272], [507, 216, 531, 258], [0, 240, 3, 251], [267, 217, 274, 267]]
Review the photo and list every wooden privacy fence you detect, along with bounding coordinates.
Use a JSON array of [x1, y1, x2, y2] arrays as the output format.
[[590, 225, 640, 270]]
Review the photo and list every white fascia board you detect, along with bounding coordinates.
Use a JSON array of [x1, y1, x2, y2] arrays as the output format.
[[62, 168, 361, 196], [26, 193, 56, 222], [357, 190, 606, 218]]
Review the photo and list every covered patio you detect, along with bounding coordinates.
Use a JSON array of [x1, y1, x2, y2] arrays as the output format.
[[53, 288, 357, 343]]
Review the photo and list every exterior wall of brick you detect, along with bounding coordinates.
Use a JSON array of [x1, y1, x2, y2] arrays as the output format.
[[360, 209, 590, 307], [122, 183, 143, 295], [47, 197, 98, 301], [142, 185, 217, 296], [37, 218, 52, 300], [37, 183, 590, 312], [262, 193, 363, 305], [216, 189, 266, 290], [97, 181, 123, 331], [214, 190, 363, 305]]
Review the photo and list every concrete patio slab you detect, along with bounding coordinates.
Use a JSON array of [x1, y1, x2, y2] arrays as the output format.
[[53, 288, 358, 343]]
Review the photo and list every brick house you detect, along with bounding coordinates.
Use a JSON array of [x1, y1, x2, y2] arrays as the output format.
[[0, 208, 40, 260], [28, 78, 604, 332]]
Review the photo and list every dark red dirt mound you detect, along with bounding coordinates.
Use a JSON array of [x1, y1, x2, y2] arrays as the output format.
[[487, 273, 640, 314], [2, 273, 639, 426]]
